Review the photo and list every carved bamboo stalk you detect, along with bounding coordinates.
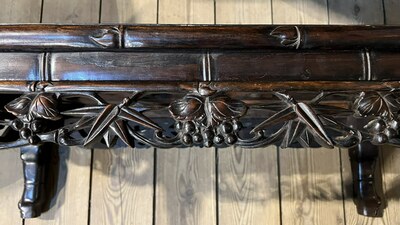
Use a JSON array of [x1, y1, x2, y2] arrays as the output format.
[[0, 25, 398, 50]]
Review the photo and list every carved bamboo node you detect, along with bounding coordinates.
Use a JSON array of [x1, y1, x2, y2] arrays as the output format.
[[270, 26, 301, 49]]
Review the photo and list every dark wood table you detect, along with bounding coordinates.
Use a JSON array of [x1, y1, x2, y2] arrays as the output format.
[[0, 24, 398, 218]]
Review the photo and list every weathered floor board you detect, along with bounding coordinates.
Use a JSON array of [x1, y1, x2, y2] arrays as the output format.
[[272, 0, 328, 24], [155, 148, 217, 225], [0, 149, 23, 225], [0, 1, 41, 225], [328, 0, 384, 24], [0, 0, 41, 22], [218, 147, 280, 225], [280, 148, 345, 225], [159, 0, 214, 24], [216, 0, 272, 24], [90, 148, 155, 225], [24, 0, 97, 224], [42, 0, 100, 23], [380, 146, 400, 224], [383, 0, 400, 24], [101, 0, 157, 23]]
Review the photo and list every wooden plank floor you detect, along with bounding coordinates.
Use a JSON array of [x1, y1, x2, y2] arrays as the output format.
[[0, 0, 400, 225]]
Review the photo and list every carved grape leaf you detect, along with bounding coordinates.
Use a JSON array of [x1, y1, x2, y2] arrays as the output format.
[[169, 93, 247, 128], [5, 93, 61, 121], [354, 92, 400, 119], [5, 94, 35, 116], [208, 96, 248, 122], [29, 93, 61, 120], [169, 95, 204, 121]]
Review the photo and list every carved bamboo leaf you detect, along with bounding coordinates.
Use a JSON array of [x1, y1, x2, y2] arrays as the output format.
[[295, 102, 333, 148], [103, 130, 117, 148], [281, 120, 293, 148], [110, 120, 135, 147], [251, 107, 296, 133], [29, 93, 61, 120], [208, 96, 248, 122], [169, 95, 204, 121], [119, 107, 162, 130], [62, 106, 105, 117], [354, 92, 400, 118], [281, 120, 306, 148], [298, 130, 312, 148], [5, 94, 35, 117], [73, 116, 96, 130], [84, 104, 119, 146]]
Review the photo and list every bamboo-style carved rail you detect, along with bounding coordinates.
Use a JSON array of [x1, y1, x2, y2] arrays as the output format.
[[1, 24, 399, 218]]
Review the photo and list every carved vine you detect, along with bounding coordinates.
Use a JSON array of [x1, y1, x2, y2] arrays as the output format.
[[0, 83, 399, 149]]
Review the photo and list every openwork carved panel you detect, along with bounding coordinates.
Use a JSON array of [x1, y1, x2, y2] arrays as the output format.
[[0, 81, 399, 150]]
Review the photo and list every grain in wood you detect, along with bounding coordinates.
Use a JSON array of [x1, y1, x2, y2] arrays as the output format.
[[90, 148, 154, 225], [159, 0, 214, 24], [328, 0, 384, 24], [155, 148, 217, 225], [0, 149, 23, 225], [272, 0, 328, 24], [216, 0, 271, 24], [101, 0, 157, 23], [218, 147, 280, 225], [42, 0, 100, 23]]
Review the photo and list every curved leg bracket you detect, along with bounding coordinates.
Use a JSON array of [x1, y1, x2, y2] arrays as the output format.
[[349, 142, 386, 217], [19, 144, 58, 218]]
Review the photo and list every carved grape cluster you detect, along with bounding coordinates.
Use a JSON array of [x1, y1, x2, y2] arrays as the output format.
[[10, 119, 43, 144], [169, 85, 248, 148], [365, 118, 399, 144], [175, 119, 242, 147]]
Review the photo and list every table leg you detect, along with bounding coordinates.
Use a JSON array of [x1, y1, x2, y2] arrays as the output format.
[[349, 142, 386, 217], [19, 144, 58, 218]]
